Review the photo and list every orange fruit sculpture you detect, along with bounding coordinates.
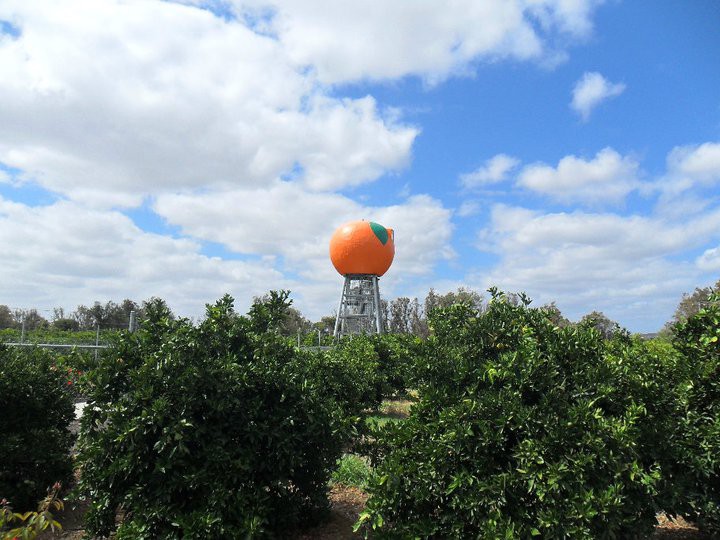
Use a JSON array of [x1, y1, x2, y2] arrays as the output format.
[[329, 220, 395, 276]]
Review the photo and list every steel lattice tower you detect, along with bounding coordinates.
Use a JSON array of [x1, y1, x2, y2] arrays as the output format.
[[333, 274, 383, 338]]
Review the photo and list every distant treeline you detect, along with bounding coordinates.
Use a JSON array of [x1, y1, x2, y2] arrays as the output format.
[[0, 298, 171, 332], [2, 278, 716, 336]]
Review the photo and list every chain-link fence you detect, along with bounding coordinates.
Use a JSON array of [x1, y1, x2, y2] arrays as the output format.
[[0, 308, 139, 351]]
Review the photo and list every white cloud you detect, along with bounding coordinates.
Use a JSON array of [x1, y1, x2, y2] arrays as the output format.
[[570, 71, 625, 120], [0, 0, 416, 204], [474, 203, 720, 330], [697, 246, 720, 272], [235, 0, 602, 84], [517, 147, 639, 204], [461, 154, 520, 188], [457, 200, 481, 217], [653, 142, 720, 216], [666, 142, 720, 186], [154, 184, 454, 281], [0, 0, 606, 204], [152, 184, 454, 317], [0, 191, 453, 320], [0, 197, 289, 317]]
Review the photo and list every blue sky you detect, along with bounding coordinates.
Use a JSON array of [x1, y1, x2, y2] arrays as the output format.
[[0, 0, 718, 331]]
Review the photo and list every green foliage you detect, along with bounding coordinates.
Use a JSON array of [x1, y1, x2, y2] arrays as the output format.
[[331, 455, 374, 490], [0, 482, 64, 540], [671, 291, 720, 534], [247, 289, 293, 334], [358, 290, 661, 539], [0, 327, 116, 345], [369, 333, 422, 397], [0, 345, 74, 512], [307, 336, 383, 418], [77, 294, 356, 539]]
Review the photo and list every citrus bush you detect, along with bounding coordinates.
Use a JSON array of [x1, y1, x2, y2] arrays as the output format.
[[671, 291, 720, 534], [601, 335, 691, 515], [358, 291, 661, 539], [77, 295, 357, 539], [0, 345, 74, 512], [306, 335, 383, 418], [369, 333, 422, 397]]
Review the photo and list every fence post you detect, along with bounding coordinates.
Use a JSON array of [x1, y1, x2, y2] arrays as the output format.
[[129, 310, 137, 333], [94, 325, 100, 361], [20, 318, 25, 343]]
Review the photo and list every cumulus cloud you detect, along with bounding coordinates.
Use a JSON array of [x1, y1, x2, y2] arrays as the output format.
[[0, 0, 619, 324], [0, 0, 417, 204], [234, 0, 603, 84], [0, 197, 289, 316], [517, 147, 639, 204], [697, 246, 720, 272], [0, 0, 606, 205], [666, 142, 720, 187], [461, 154, 520, 188], [474, 203, 720, 330], [570, 71, 626, 120], [154, 185, 454, 283], [653, 141, 720, 216]]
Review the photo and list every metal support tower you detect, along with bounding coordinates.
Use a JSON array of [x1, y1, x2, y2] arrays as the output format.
[[333, 274, 383, 338]]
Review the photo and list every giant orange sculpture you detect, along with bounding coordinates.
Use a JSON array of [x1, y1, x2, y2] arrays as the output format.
[[329, 220, 395, 276], [330, 220, 395, 337]]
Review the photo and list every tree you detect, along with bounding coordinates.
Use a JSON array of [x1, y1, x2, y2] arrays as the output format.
[[0, 305, 13, 329], [53, 318, 80, 331], [249, 290, 300, 334], [668, 279, 720, 327], [280, 306, 313, 336], [425, 287, 483, 314], [314, 315, 336, 335], [579, 310, 622, 339], [540, 301, 571, 328], [72, 298, 154, 330], [380, 299, 390, 332], [389, 297, 412, 334], [11, 308, 49, 331], [408, 297, 425, 337]]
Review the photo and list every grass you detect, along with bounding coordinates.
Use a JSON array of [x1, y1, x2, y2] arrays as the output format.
[[365, 397, 413, 429], [335, 398, 414, 490], [378, 398, 413, 418], [331, 454, 373, 490]]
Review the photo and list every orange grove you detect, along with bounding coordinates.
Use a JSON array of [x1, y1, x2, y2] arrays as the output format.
[[329, 220, 395, 276]]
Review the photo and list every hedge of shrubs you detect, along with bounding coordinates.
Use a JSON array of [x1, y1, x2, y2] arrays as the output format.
[[0, 345, 74, 512], [670, 291, 720, 533], [76, 295, 377, 539], [4, 287, 720, 538], [357, 289, 720, 538]]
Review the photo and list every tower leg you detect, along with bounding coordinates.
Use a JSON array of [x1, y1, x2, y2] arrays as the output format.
[[334, 276, 350, 338], [372, 275, 383, 334]]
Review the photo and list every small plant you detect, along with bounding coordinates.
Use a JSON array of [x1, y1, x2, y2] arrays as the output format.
[[0, 483, 63, 540], [331, 455, 373, 490]]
